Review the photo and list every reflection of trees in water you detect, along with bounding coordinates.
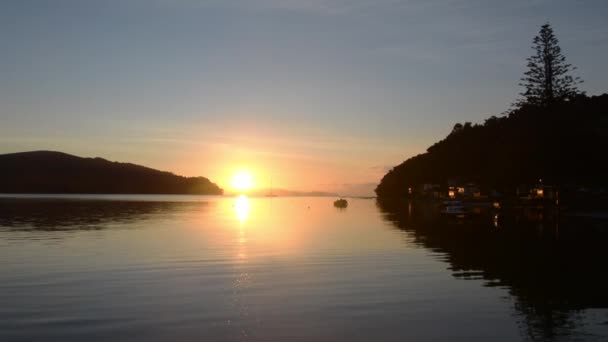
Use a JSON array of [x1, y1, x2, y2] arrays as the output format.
[[0, 199, 208, 231], [376, 199, 608, 341]]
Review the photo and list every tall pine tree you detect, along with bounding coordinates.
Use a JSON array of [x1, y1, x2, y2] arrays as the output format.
[[518, 23, 582, 107]]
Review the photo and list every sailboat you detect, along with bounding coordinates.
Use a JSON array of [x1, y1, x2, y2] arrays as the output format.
[[265, 177, 278, 197]]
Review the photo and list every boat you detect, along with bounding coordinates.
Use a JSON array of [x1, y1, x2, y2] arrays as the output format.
[[440, 201, 467, 217], [333, 198, 348, 208]]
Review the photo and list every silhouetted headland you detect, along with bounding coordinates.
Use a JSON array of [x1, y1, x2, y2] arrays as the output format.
[[0, 151, 223, 195], [376, 95, 608, 205], [377, 24, 607, 206]]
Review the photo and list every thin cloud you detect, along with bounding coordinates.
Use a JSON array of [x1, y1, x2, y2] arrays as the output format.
[[370, 165, 393, 173]]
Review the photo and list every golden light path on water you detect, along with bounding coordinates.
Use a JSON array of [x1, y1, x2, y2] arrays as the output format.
[[234, 195, 250, 223], [233, 195, 251, 264]]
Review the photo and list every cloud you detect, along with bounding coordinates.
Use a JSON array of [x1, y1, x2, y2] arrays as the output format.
[[151, 0, 433, 16], [370, 165, 393, 173]]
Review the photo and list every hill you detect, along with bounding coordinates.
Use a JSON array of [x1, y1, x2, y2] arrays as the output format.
[[243, 188, 338, 197], [0, 151, 223, 195], [376, 94, 608, 198]]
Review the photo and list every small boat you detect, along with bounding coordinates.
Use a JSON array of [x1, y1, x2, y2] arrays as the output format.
[[333, 198, 348, 208], [265, 177, 278, 197], [440, 201, 467, 217]]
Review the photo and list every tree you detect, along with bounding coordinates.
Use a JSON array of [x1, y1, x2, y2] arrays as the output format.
[[518, 23, 582, 107], [451, 123, 463, 134]]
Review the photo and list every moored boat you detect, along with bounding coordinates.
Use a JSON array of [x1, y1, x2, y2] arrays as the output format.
[[334, 198, 348, 208], [440, 201, 467, 217]]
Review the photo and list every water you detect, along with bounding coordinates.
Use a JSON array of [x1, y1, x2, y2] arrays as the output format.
[[0, 195, 606, 341]]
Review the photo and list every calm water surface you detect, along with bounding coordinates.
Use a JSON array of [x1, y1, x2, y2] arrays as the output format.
[[0, 195, 607, 341]]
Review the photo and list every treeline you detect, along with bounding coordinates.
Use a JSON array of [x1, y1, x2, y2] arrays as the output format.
[[375, 94, 608, 198], [0, 151, 223, 195]]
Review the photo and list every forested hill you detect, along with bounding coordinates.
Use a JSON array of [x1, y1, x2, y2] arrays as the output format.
[[375, 94, 608, 198], [0, 151, 223, 195]]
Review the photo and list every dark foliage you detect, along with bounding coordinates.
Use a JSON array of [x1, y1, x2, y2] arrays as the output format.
[[375, 94, 608, 198], [0, 151, 223, 195]]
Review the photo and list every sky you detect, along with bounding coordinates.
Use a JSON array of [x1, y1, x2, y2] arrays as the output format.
[[1, 0, 608, 195]]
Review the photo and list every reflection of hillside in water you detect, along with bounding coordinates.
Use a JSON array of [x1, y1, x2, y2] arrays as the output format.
[[377, 199, 608, 341], [0, 199, 207, 231]]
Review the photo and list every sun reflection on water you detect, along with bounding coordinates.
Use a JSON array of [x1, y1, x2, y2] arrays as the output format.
[[234, 195, 250, 223]]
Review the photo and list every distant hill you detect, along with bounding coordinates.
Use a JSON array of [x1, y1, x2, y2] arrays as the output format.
[[244, 188, 338, 197], [376, 94, 608, 198], [0, 151, 223, 195]]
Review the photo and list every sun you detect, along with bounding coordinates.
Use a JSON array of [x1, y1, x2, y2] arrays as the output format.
[[232, 171, 254, 191]]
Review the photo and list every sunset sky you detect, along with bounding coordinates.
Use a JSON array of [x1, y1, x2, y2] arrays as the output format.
[[2, 0, 608, 195]]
